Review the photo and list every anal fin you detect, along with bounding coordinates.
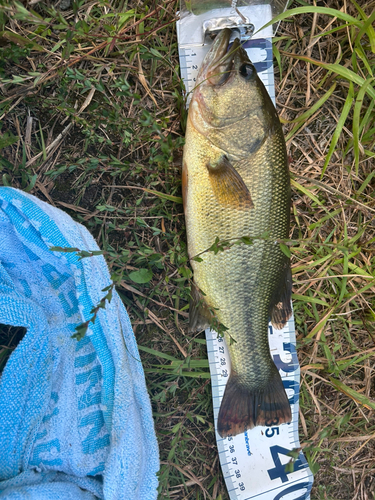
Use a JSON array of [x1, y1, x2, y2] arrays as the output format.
[[270, 261, 293, 330], [206, 156, 253, 210], [188, 283, 212, 333]]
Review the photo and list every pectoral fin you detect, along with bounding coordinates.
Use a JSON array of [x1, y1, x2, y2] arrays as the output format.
[[270, 261, 293, 330], [188, 283, 212, 333], [206, 156, 253, 210]]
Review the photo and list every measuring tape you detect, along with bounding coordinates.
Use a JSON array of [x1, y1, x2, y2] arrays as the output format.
[[177, 6, 314, 498]]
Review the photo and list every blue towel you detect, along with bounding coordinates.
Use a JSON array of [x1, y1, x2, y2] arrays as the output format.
[[0, 187, 159, 499]]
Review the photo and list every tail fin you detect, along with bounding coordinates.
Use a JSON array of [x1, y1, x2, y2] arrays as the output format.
[[217, 370, 291, 437]]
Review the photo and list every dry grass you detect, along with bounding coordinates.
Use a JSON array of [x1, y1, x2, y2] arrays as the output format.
[[0, 0, 375, 498]]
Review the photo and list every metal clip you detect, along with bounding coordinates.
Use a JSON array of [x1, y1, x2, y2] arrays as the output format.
[[202, 16, 254, 43]]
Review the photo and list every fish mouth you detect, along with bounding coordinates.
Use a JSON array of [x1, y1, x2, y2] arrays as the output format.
[[197, 28, 249, 86]]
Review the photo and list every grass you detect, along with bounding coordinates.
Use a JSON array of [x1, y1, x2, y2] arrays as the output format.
[[0, 0, 374, 498]]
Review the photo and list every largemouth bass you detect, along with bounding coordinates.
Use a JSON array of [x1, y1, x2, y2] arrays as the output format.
[[182, 29, 292, 437]]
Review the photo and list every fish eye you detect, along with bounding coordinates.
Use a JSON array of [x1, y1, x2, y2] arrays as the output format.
[[239, 63, 255, 80]]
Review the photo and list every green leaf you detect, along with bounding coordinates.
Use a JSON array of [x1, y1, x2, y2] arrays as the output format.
[[306, 307, 336, 339], [129, 268, 153, 284], [192, 256, 203, 262], [24, 173, 37, 192], [356, 170, 375, 195], [309, 208, 342, 230], [178, 266, 192, 279], [149, 47, 164, 59], [2, 174, 11, 186], [292, 294, 328, 306], [72, 323, 88, 341], [77, 251, 92, 259], [272, 43, 282, 79], [38, 120, 46, 161], [117, 9, 135, 29], [240, 236, 253, 245], [0, 30, 44, 51], [354, 45, 373, 77], [279, 243, 291, 258], [172, 422, 182, 433], [0, 132, 19, 150], [0, 155, 13, 169]]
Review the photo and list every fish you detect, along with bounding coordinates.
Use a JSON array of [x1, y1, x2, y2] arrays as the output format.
[[182, 28, 293, 437]]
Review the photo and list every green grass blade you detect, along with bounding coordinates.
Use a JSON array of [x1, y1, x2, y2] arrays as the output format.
[[0, 30, 44, 51], [144, 368, 211, 379], [144, 188, 183, 204], [284, 83, 336, 142], [356, 170, 375, 196], [178, 371, 211, 378], [353, 77, 375, 174], [337, 248, 348, 306], [292, 294, 328, 306], [322, 82, 354, 176], [272, 43, 282, 79], [329, 377, 375, 410], [353, 8, 375, 53], [282, 53, 375, 101], [38, 120, 47, 161], [359, 99, 375, 135], [259, 6, 362, 34], [338, 352, 375, 371], [317, 64, 375, 99], [291, 178, 324, 206], [354, 46, 373, 77], [364, 149, 375, 159], [309, 208, 342, 230], [120, 185, 183, 204], [306, 307, 336, 339], [293, 253, 337, 274], [138, 345, 179, 362]]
